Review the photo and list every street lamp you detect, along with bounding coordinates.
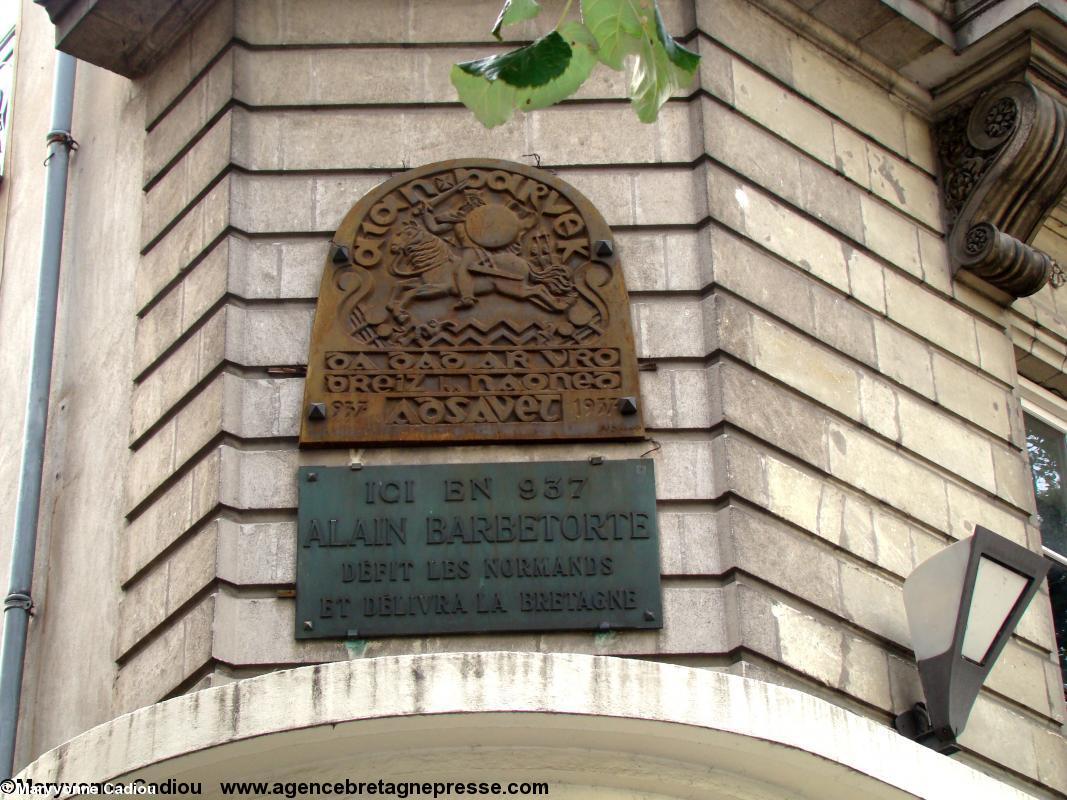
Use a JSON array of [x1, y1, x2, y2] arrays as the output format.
[[894, 525, 1050, 754]]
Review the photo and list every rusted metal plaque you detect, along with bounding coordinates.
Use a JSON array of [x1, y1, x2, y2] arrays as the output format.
[[295, 459, 662, 638], [300, 159, 645, 446]]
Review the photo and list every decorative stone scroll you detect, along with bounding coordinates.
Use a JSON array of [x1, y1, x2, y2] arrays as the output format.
[[300, 159, 645, 446], [937, 80, 1067, 299]]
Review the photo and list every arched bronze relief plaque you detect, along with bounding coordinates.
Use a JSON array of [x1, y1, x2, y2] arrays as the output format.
[[301, 159, 644, 446]]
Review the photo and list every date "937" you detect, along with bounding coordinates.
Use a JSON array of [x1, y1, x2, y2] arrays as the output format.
[[362, 476, 588, 505]]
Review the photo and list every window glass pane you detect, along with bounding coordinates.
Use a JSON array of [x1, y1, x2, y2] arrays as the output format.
[[1025, 413, 1067, 696], [0, 26, 13, 179], [1051, 561, 1067, 696], [1025, 414, 1067, 555]]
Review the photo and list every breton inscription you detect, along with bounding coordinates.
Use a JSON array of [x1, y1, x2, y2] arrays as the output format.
[[295, 460, 662, 638], [300, 158, 644, 446]]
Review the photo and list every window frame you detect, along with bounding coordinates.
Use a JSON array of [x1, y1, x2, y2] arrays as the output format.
[[1020, 376, 1067, 569]]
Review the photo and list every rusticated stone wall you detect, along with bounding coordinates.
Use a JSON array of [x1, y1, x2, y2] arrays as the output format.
[[3, 0, 1064, 794]]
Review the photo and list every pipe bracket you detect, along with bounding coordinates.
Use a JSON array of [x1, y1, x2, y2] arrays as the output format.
[[2, 593, 34, 615]]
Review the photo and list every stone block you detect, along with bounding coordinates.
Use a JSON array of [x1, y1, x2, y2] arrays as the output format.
[[883, 269, 980, 364], [865, 146, 942, 232], [227, 375, 303, 439], [860, 196, 921, 279], [696, 37, 734, 105], [718, 433, 768, 504], [702, 97, 802, 203], [858, 374, 900, 441], [873, 319, 935, 396], [130, 310, 219, 444], [217, 519, 297, 584], [145, 0, 234, 124], [842, 636, 892, 710], [731, 60, 832, 166], [135, 247, 229, 378], [225, 304, 314, 366], [636, 369, 673, 430], [728, 178, 851, 294], [136, 180, 231, 312], [704, 162, 746, 231], [816, 481, 847, 547], [708, 227, 815, 334], [133, 287, 183, 381], [116, 558, 169, 658], [945, 480, 1030, 546], [903, 111, 937, 175], [871, 509, 917, 578], [632, 297, 709, 359], [986, 641, 1055, 719], [811, 289, 877, 367], [659, 510, 724, 575], [797, 158, 865, 243], [653, 439, 718, 501], [958, 697, 1039, 783], [828, 420, 949, 531], [116, 596, 211, 714], [142, 114, 233, 249], [992, 442, 1036, 512], [722, 362, 832, 471], [220, 446, 300, 510], [749, 313, 861, 420], [555, 170, 633, 227], [620, 233, 669, 292], [530, 104, 684, 166], [117, 523, 218, 658], [831, 122, 870, 190], [726, 505, 844, 615], [699, 0, 795, 84], [771, 601, 844, 687], [789, 36, 908, 157], [145, 49, 235, 185], [917, 228, 953, 295], [402, 108, 527, 171], [708, 292, 754, 362], [231, 174, 316, 232], [672, 369, 714, 428], [931, 352, 1011, 440], [173, 375, 226, 468], [181, 243, 230, 327], [665, 230, 705, 289], [1034, 725, 1067, 794], [125, 418, 177, 513], [633, 167, 705, 226], [838, 561, 908, 646], [897, 394, 996, 493], [842, 495, 876, 563], [730, 582, 782, 660]]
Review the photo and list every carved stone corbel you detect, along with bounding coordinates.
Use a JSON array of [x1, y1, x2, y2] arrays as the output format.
[[937, 81, 1067, 299]]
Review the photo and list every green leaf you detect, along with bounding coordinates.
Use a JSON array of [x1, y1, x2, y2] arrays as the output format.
[[625, 0, 700, 122], [514, 22, 598, 110], [629, 32, 673, 122], [653, 1, 699, 77], [450, 64, 518, 128], [459, 31, 571, 88], [491, 0, 542, 41], [581, 0, 644, 70]]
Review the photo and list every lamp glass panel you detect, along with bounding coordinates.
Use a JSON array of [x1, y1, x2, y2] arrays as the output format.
[[961, 557, 1029, 664], [903, 537, 970, 661]]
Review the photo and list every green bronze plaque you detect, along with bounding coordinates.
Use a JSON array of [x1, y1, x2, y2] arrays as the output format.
[[295, 459, 661, 638]]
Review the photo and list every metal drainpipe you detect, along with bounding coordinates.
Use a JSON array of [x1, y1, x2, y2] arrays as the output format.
[[0, 49, 77, 780]]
